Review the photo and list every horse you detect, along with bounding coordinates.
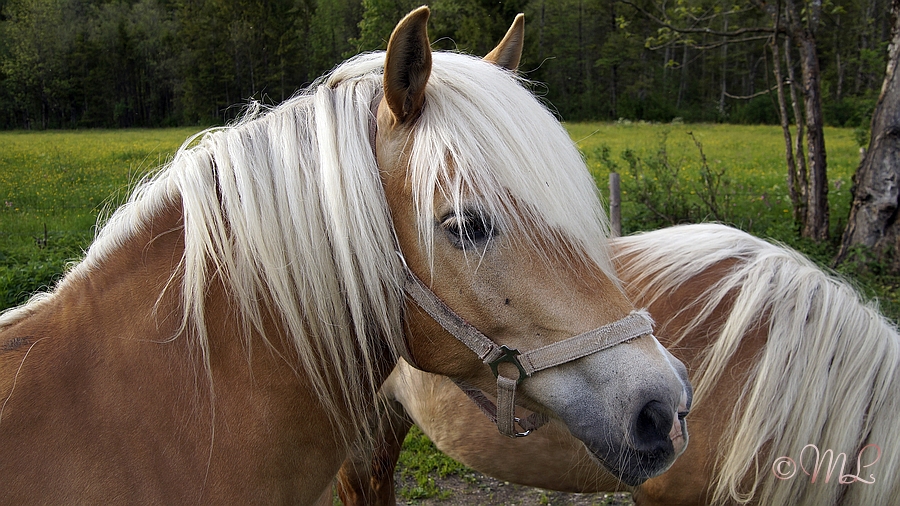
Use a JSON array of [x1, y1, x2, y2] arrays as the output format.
[[0, 7, 691, 504], [337, 223, 900, 506]]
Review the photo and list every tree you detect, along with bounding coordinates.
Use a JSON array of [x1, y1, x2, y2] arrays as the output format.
[[0, 0, 78, 128], [355, 0, 528, 55], [0, 0, 892, 129], [174, 0, 315, 123], [626, 0, 831, 240], [783, 0, 830, 240], [761, 0, 830, 240], [836, 0, 900, 270], [309, 0, 363, 76]]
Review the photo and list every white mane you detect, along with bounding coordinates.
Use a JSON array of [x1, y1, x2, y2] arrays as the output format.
[[616, 224, 900, 505], [1, 51, 616, 443]]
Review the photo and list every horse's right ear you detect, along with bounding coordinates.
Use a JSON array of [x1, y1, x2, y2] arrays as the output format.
[[383, 6, 432, 125], [484, 14, 525, 71]]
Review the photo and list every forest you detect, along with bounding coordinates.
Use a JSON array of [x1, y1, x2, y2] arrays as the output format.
[[0, 0, 892, 129]]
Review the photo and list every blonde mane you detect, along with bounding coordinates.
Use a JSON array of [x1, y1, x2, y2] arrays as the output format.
[[1, 51, 616, 445], [617, 224, 900, 505]]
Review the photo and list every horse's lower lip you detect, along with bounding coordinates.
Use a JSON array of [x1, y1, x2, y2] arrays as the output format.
[[619, 475, 650, 487], [584, 443, 674, 486], [612, 469, 650, 487]]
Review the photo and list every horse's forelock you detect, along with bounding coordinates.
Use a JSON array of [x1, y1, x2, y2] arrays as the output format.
[[408, 52, 616, 282]]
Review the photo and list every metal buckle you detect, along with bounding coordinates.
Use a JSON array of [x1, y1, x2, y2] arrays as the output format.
[[488, 345, 529, 385], [513, 417, 532, 438]]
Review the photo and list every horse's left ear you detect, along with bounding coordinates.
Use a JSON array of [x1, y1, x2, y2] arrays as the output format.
[[384, 6, 432, 125], [484, 14, 525, 71]]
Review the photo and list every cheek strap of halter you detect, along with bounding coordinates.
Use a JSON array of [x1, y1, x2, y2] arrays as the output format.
[[403, 268, 654, 438]]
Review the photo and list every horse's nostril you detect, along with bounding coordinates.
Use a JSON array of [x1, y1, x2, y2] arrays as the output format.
[[634, 400, 674, 448]]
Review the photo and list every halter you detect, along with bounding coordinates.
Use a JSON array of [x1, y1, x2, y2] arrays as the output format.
[[403, 269, 654, 438], [370, 97, 652, 437]]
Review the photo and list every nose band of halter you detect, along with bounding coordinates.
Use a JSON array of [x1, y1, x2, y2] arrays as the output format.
[[403, 269, 654, 438]]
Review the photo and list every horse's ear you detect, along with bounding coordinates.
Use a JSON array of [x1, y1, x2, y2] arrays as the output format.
[[484, 14, 524, 71], [383, 6, 432, 125]]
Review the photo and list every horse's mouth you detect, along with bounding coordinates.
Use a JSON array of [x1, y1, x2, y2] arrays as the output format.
[[585, 447, 668, 487], [582, 422, 687, 487]]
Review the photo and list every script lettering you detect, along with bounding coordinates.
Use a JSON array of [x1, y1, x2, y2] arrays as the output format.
[[772, 443, 882, 485]]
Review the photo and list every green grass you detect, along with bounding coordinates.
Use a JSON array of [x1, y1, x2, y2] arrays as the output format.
[[395, 425, 471, 500], [0, 128, 197, 307], [569, 121, 860, 242]]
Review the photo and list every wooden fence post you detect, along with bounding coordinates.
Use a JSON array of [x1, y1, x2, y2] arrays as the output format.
[[609, 172, 621, 237]]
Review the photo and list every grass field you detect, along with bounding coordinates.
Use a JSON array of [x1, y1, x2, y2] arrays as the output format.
[[569, 121, 860, 242], [2, 123, 883, 312], [0, 128, 197, 307], [0, 124, 895, 503]]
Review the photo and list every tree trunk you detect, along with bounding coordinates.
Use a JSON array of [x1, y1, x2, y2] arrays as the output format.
[[785, 36, 808, 212], [783, 0, 829, 240], [677, 43, 688, 110], [837, 0, 900, 270], [772, 35, 802, 223], [719, 14, 729, 117], [798, 32, 830, 240], [609, 1, 619, 118]]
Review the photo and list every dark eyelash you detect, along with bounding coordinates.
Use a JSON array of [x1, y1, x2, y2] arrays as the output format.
[[440, 210, 495, 249]]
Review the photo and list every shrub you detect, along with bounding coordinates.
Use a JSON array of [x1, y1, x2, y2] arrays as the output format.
[[589, 130, 732, 231]]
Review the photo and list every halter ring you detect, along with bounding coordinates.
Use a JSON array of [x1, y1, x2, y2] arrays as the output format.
[[488, 345, 528, 385]]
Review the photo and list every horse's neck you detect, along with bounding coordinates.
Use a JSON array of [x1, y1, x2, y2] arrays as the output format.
[[0, 204, 344, 503], [0, 205, 189, 398]]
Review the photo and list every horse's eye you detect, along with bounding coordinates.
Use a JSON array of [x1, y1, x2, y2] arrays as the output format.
[[440, 210, 495, 249]]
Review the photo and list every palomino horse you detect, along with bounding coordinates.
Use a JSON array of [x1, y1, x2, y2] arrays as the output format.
[[338, 223, 900, 506], [0, 8, 690, 504]]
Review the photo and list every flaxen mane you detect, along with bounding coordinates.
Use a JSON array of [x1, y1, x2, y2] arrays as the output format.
[[617, 223, 900, 505]]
